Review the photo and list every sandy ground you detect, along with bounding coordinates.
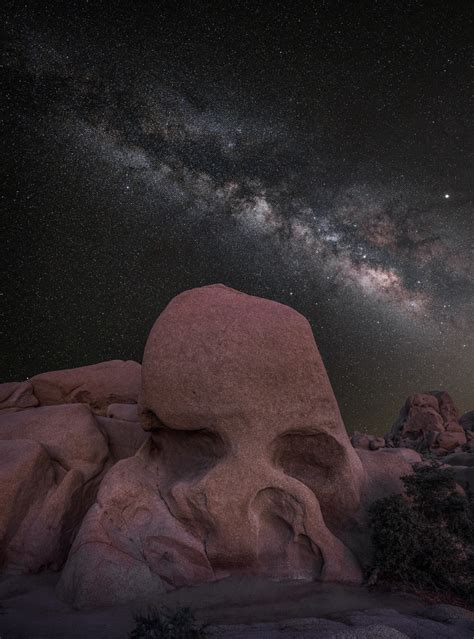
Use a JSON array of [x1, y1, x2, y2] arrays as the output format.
[[1, 572, 473, 638]]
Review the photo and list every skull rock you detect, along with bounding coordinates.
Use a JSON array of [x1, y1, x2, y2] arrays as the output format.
[[58, 284, 364, 607], [140, 285, 364, 579]]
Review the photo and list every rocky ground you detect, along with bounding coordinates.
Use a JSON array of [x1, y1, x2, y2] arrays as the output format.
[[1, 572, 474, 639]]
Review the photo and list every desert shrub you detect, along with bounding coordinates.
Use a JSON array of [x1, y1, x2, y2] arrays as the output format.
[[369, 461, 474, 601], [129, 605, 209, 639]]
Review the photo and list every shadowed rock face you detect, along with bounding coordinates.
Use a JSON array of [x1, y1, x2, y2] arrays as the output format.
[[0, 381, 38, 414], [0, 405, 110, 573], [58, 284, 366, 608]]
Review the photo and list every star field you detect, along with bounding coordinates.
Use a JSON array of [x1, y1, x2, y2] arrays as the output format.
[[1, 1, 473, 433]]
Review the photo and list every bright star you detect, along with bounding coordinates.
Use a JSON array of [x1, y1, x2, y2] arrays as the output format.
[[444, 193, 450, 199]]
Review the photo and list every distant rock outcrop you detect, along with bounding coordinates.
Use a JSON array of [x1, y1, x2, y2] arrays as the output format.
[[385, 391, 471, 456], [351, 392, 474, 495]]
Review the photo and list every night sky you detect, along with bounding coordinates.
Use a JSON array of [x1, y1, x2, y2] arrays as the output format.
[[2, 1, 473, 434]]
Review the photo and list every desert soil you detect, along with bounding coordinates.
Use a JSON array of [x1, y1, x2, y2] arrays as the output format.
[[1, 572, 473, 638]]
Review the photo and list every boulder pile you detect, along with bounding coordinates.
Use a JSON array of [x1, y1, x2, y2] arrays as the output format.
[[351, 391, 474, 492], [386, 391, 472, 455], [352, 391, 473, 456], [0, 360, 146, 574]]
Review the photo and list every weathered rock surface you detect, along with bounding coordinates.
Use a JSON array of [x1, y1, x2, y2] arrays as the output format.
[[95, 415, 149, 462], [30, 360, 141, 415], [357, 449, 422, 505], [0, 404, 110, 573], [57, 440, 213, 608], [58, 284, 366, 608], [0, 380, 38, 414], [0, 439, 53, 567], [106, 402, 139, 421]]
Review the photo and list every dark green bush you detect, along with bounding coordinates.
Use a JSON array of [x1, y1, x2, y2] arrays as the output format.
[[369, 461, 474, 601], [129, 605, 208, 639]]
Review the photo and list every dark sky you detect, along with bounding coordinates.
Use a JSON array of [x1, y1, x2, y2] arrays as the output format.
[[2, 1, 473, 434]]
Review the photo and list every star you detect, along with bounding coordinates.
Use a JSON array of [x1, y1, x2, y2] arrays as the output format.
[[444, 193, 450, 199]]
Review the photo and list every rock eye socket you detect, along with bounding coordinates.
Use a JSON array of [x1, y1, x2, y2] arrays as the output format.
[[273, 431, 346, 494], [152, 424, 227, 485]]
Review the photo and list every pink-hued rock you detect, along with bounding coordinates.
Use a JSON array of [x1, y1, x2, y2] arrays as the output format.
[[339, 448, 422, 566], [436, 430, 466, 452], [403, 408, 444, 435], [0, 405, 110, 573], [30, 360, 141, 415], [95, 416, 148, 462], [0, 381, 38, 414], [106, 402, 139, 421], [0, 439, 53, 567], [57, 441, 209, 608], [369, 437, 386, 451], [409, 393, 440, 413], [446, 421, 465, 433], [357, 449, 422, 505], [0, 405, 108, 481], [58, 285, 365, 608], [431, 390, 459, 424]]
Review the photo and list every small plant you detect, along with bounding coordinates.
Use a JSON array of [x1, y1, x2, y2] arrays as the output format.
[[368, 461, 474, 602], [129, 605, 209, 639]]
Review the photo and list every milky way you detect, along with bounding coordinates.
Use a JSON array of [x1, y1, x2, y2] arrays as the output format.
[[59, 87, 471, 330], [2, 2, 473, 432]]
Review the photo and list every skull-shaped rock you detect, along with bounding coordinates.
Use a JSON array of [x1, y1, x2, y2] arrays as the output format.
[[139, 285, 364, 583], [58, 284, 364, 607]]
